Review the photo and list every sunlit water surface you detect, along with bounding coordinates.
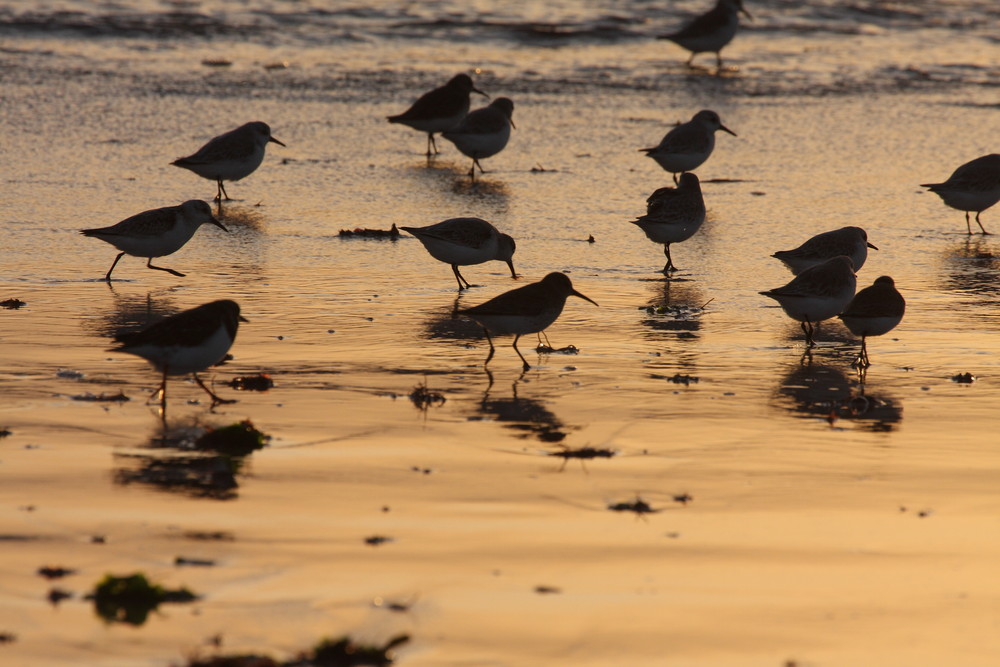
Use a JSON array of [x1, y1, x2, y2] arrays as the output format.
[[2, 1, 1000, 665]]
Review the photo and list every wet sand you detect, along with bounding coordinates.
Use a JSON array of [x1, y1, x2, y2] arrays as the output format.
[[3, 5, 1000, 665]]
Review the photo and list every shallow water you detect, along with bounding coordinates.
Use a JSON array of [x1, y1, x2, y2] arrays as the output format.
[[2, 1, 1000, 665]]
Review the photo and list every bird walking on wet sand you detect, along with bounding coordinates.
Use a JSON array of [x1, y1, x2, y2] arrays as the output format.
[[921, 154, 1000, 235], [772, 226, 878, 275], [640, 110, 736, 183], [442, 97, 515, 183], [630, 172, 706, 274], [171, 121, 286, 214], [110, 299, 247, 412], [458, 272, 598, 371], [387, 73, 489, 157], [402, 217, 517, 291], [759, 255, 857, 348], [658, 0, 752, 70], [81, 200, 228, 282], [838, 276, 905, 370]]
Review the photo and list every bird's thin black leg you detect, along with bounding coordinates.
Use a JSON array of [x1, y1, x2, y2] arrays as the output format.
[[483, 328, 496, 368], [512, 334, 530, 371], [146, 258, 185, 277], [194, 373, 236, 408], [104, 252, 126, 282]]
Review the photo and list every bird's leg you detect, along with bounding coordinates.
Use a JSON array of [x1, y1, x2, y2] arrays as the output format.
[[451, 264, 472, 291], [860, 337, 871, 369], [473, 158, 486, 175], [672, 172, 680, 185], [194, 373, 236, 408], [426, 133, 436, 158], [218, 179, 231, 202], [146, 258, 186, 277], [715, 52, 724, 71], [662, 244, 677, 273], [482, 328, 496, 368], [965, 211, 973, 235], [686, 53, 695, 67], [104, 252, 126, 282], [156, 369, 168, 419], [511, 334, 531, 372], [975, 211, 990, 235], [801, 320, 815, 348], [468, 159, 477, 183]]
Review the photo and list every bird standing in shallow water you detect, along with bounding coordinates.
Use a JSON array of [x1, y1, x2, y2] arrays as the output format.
[[387, 73, 488, 157], [921, 154, 1000, 235], [171, 121, 286, 215], [838, 276, 905, 370], [759, 255, 857, 348], [771, 226, 878, 275], [110, 299, 247, 414], [458, 272, 598, 371], [630, 173, 706, 274], [442, 98, 515, 183], [659, 0, 752, 70], [640, 110, 736, 183], [402, 217, 517, 291], [81, 200, 228, 282]]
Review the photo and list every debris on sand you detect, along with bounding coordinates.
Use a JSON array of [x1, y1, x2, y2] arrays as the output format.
[[37, 566, 76, 579], [70, 391, 130, 402], [535, 344, 579, 355], [607, 496, 662, 516], [227, 374, 275, 392], [195, 420, 271, 456], [181, 634, 410, 667], [338, 224, 400, 240], [409, 381, 445, 410], [1, 298, 26, 309], [89, 573, 197, 626]]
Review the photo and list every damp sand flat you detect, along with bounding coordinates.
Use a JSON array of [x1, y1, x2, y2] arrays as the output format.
[[2, 3, 1000, 665]]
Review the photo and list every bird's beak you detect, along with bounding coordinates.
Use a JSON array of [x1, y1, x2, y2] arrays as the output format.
[[473, 86, 489, 99], [269, 136, 287, 147], [741, 8, 753, 21], [720, 124, 737, 137], [506, 260, 517, 279], [239, 315, 249, 322], [572, 289, 599, 307], [509, 118, 517, 130], [867, 242, 879, 250], [211, 217, 230, 233]]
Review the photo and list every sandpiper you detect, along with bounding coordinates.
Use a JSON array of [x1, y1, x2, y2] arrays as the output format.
[[387, 73, 488, 157], [640, 110, 736, 183], [772, 226, 878, 275], [921, 154, 1000, 235], [402, 217, 517, 291], [759, 255, 857, 347], [630, 172, 706, 273], [171, 121, 286, 213], [659, 0, 752, 70], [441, 97, 515, 183], [81, 200, 228, 282], [838, 276, 905, 369], [458, 272, 598, 371], [110, 299, 247, 411]]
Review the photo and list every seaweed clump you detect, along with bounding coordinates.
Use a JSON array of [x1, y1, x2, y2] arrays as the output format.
[[90, 573, 197, 626]]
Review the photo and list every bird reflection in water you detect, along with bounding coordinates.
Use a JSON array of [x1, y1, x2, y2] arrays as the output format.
[[87, 285, 180, 339], [942, 237, 1000, 301], [475, 373, 572, 443], [113, 418, 269, 499], [639, 278, 708, 338], [774, 352, 902, 432]]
